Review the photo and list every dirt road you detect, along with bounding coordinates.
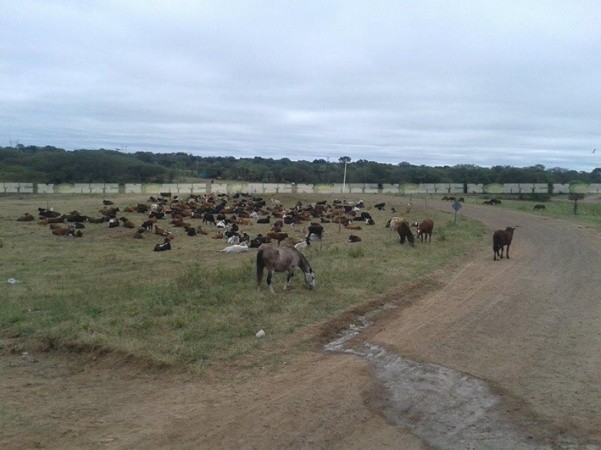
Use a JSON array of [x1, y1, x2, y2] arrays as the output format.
[[2, 204, 600, 449]]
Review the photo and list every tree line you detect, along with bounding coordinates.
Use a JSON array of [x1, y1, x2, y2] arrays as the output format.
[[1, 145, 600, 185]]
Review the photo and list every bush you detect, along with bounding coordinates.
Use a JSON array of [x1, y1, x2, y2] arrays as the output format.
[[347, 246, 365, 258]]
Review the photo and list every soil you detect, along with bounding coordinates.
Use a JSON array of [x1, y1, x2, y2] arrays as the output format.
[[2, 203, 600, 449]]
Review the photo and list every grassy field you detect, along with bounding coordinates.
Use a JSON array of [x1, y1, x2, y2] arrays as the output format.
[[474, 195, 601, 229], [0, 193, 490, 372], [505, 197, 601, 228]]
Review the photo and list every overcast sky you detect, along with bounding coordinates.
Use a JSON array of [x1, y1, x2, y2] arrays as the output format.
[[1, 1, 600, 171]]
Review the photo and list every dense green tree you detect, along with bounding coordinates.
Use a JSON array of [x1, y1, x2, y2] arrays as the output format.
[[0, 145, 599, 185]]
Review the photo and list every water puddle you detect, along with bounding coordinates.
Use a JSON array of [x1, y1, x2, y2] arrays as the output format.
[[325, 317, 598, 450]]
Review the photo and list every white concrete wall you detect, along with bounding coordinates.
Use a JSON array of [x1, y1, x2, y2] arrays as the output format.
[[2, 181, 597, 195], [553, 183, 570, 194], [466, 184, 483, 193]]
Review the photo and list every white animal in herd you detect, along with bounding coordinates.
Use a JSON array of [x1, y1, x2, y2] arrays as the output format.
[[220, 242, 249, 253], [386, 216, 405, 231], [294, 239, 308, 250]]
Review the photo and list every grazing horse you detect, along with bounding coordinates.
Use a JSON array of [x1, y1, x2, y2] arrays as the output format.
[[395, 220, 415, 246], [256, 244, 315, 294]]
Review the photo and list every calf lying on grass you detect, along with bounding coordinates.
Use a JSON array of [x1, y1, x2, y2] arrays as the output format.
[[154, 238, 171, 252]]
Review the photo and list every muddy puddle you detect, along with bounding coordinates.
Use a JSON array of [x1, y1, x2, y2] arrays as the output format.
[[325, 317, 598, 450]]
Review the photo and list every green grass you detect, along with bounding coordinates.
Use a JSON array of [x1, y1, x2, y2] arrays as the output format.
[[489, 196, 601, 229], [0, 193, 489, 371]]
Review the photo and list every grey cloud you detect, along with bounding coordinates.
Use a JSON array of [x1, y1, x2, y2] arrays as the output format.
[[1, 1, 601, 172]]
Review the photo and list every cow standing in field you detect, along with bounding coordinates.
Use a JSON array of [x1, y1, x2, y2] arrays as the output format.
[[414, 219, 434, 242], [385, 217, 405, 232], [395, 220, 415, 247], [202, 212, 216, 226], [493, 226, 517, 261]]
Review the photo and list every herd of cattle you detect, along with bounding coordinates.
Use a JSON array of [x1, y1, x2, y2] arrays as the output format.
[[14, 193, 438, 253], [15, 192, 521, 260]]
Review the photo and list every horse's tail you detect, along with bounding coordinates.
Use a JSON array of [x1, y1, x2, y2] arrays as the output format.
[[256, 249, 265, 286]]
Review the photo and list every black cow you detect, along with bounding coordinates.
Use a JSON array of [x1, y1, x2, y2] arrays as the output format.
[[250, 234, 267, 248], [493, 227, 517, 261], [203, 212, 216, 225], [154, 239, 172, 252]]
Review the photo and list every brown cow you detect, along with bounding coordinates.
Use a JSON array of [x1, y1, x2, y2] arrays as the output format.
[[154, 225, 170, 237], [266, 231, 289, 245], [344, 224, 362, 230], [120, 217, 137, 229], [414, 219, 434, 242], [52, 226, 74, 236], [17, 213, 35, 221], [395, 221, 415, 247]]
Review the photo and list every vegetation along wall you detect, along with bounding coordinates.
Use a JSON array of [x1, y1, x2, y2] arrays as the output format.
[[1, 182, 600, 195]]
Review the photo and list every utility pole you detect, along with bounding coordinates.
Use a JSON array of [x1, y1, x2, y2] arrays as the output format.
[[339, 156, 351, 194]]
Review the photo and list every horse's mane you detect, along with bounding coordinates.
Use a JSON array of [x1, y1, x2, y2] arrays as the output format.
[[291, 247, 312, 273]]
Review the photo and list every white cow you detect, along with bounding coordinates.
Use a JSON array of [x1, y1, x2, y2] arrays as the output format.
[[220, 242, 249, 254]]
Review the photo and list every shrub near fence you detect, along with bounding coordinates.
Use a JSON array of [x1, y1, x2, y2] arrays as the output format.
[[2, 182, 601, 195]]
